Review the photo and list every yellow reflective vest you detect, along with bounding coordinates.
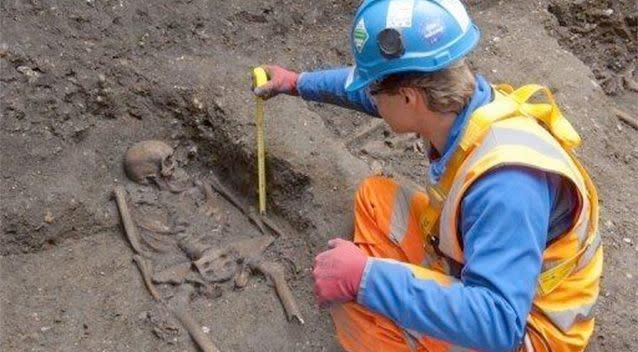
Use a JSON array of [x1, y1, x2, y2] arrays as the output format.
[[420, 84, 603, 352]]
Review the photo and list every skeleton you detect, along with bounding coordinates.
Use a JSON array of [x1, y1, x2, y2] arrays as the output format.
[[114, 149, 306, 351], [123, 140, 188, 193]]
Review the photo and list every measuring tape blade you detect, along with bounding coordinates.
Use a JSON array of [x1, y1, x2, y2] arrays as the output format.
[[252, 67, 268, 215]]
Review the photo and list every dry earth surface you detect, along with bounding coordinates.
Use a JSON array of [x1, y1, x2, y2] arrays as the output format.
[[1, 0, 636, 351]]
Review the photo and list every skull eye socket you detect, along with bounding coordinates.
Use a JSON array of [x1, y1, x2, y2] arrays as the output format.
[[160, 154, 176, 175]]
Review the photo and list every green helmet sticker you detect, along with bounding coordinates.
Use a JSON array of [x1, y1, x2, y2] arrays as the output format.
[[353, 18, 369, 53]]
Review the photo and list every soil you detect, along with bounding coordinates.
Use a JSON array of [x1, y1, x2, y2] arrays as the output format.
[[547, 0, 637, 96], [1, 1, 636, 351]]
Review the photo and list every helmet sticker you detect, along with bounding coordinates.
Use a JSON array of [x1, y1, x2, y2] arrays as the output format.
[[435, 0, 470, 31], [386, 0, 415, 28], [353, 18, 369, 53], [423, 20, 445, 44]]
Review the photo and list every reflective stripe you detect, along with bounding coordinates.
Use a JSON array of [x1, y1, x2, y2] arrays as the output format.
[[449, 345, 474, 352], [545, 301, 596, 333], [440, 125, 585, 262], [403, 330, 419, 352], [490, 127, 569, 163], [542, 226, 599, 272], [389, 186, 414, 244], [575, 231, 602, 272], [572, 198, 590, 244], [522, 334, 535, 352], [542, 206, 593, 272]]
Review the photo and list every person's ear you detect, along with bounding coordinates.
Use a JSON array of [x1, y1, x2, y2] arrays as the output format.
[[400, 87, 420, 107]]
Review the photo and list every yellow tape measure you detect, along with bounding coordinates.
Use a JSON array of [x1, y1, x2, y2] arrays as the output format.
[[252, 67, 268, 215]]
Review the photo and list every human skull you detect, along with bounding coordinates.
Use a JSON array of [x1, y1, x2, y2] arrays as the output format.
[[124, 140, 176, 185]]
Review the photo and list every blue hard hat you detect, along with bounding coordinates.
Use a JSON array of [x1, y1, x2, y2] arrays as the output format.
[[345, 0, 480, 92]]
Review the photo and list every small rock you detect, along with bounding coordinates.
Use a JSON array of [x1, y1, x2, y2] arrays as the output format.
[[187, 144, 198, 157], [624, 77, 638, 92], [192, 97, 204, 111], [370, 160, 384, 176], [627, 273, 633, 279], [40, 326, 51, 332], [137, 311, 149, 321], [16, 66, 40, 82], [623, 237, 632, 244], [602, 8, 613, 16], [0, 43, 8, 58], [44, 210, 54, 224], [604, 220, 613, 228], [202, 326, 210, 334], [413, 139, 425, 154]]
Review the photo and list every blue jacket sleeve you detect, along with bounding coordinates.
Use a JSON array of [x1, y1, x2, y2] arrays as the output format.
[[297, 67, 379, 117], [357, 167, 560, 351]]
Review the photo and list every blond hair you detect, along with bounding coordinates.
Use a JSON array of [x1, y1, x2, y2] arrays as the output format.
[[372, 59, 475, 114]]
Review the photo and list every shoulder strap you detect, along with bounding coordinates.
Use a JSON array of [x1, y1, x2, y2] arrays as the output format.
[[509, 84, 581, 149]]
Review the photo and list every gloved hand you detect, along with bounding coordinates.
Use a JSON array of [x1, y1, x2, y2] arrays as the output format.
[[252, 65, 299, 99], [313, 238, 368, 307]]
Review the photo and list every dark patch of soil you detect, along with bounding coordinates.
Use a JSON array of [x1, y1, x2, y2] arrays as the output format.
[[546, 0, 637, 96]]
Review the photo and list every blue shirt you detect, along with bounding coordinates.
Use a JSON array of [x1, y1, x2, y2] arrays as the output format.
[[298, 68, 576, 351]]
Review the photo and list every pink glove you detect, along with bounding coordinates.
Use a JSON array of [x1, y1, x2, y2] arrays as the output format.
[[252, 65, 299, 99], [313, 238, 368, 307]]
